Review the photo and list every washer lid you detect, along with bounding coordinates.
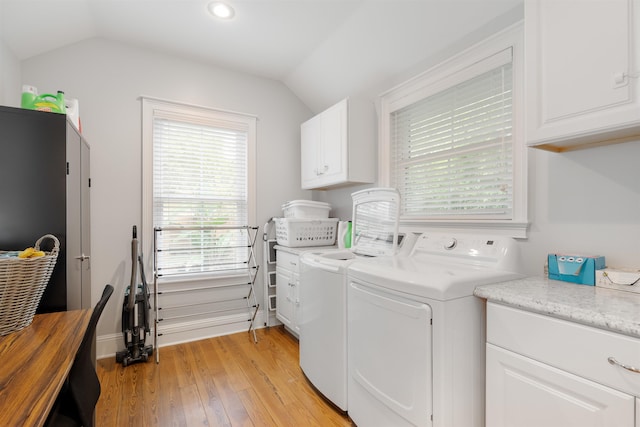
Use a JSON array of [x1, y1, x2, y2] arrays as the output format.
[[347, 256, 523, 300], [350, 187, 400, 257], [300, 248, 358, 271]]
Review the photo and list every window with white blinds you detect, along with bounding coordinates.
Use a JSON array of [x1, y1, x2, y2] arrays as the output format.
[[391, 55, 513, 219], [379, 24, 527, 236], [141, 98, 256, 277]]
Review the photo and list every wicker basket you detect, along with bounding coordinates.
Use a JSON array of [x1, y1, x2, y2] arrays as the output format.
[[0, 234, 60, 336]]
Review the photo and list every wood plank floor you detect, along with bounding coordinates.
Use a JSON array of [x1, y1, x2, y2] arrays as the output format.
[[96, 326, 353, 426]]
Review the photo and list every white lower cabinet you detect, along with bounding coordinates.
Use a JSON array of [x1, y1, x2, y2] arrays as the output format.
[[487, 344, 634, 427], [486, 302, 640, 427], [275, 250, 300, 337]]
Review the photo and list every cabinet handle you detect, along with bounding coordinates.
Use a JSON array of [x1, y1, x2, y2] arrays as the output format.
[[608, 357, 640, 374], [315, 165, 329, 176], [75, 254, 90, 261]]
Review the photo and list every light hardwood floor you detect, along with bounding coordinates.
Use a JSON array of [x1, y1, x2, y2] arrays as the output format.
[[96, 326, 353, 426]]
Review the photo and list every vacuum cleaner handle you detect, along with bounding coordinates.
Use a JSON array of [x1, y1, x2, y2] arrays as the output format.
[[127, 225, 138, 310]]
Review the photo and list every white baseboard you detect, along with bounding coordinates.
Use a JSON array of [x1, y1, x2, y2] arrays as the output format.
[[97, 309, 267, 360]]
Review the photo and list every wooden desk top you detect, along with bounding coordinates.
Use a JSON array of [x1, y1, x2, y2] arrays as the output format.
[[0, 310, 91, 427]]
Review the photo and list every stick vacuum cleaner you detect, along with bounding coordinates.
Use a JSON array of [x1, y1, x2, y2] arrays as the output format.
[[116, 226, 153, 366]]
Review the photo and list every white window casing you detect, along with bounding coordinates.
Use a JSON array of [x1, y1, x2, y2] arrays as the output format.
[[141, 97, 257, 279], [378, 22, 528, 238]]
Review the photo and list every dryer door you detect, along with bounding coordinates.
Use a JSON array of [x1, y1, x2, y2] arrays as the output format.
[[348, 278, 433, 427]]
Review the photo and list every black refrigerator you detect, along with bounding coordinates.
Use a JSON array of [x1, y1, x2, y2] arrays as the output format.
[[0, 105, 91, 312]]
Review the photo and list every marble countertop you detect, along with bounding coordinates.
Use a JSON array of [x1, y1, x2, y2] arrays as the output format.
[[474, 276, 640, 338]]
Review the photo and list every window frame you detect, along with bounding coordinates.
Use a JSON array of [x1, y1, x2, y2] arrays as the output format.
[[378, 22, 528, 238], [141, 96, 257, 280]]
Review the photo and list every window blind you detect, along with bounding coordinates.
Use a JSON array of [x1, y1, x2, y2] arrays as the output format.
[[390, 49, 513, 219], [152, 113, 250, 276]]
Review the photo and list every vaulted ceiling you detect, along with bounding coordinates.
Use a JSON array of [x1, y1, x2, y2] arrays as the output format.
[[0, 0, 523, 112]]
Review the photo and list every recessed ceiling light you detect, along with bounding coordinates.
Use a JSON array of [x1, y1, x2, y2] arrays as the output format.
[[208, 2, 235, 20]]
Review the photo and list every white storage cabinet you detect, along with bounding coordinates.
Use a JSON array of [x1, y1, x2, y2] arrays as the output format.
[[300, 98, 376, 190], [486, 302, 640, 427], [525, 0, 640, 151], [275, 250, 301, 337]]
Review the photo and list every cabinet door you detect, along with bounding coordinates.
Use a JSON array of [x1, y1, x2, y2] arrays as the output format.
[[0, 107, 68, 312], [301, 114, 322, 189], [275, 267, 294, 328], [80, 137, 91, 309], [318, 99, 347, 185], [66, 123, 91, 310], [526, 0, 640, 150], [300, 99, 348, 189], [487, 343, 635, 427]]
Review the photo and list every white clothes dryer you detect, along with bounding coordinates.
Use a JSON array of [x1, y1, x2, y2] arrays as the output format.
[[346, 233, 523, 427], [298, 188, 403, 411]]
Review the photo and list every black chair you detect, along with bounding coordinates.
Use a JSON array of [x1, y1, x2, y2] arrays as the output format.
[[47, 284, 114, 427]]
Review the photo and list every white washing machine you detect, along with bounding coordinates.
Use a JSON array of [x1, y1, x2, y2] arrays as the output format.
[[347, 233, 523, 427], [298, 188, 403, 412], [299, 248, 355, 411]]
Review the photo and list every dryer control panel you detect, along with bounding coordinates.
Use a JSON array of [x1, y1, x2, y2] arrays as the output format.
[[410, 233, 520, 272]]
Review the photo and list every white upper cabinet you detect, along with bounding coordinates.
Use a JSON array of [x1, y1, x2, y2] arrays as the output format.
[[301, 98, 376, 190], [525, 0, 640, 151]]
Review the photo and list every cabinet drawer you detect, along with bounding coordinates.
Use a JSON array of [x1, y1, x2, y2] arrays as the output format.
[[276, 250, 300, 273], [487, 302, 640, 397]]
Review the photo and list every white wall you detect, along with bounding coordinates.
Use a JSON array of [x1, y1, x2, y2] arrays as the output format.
[[0, 33, 21, 106], [320, 132, 640, 278], [285, 0, 523, 113], [522, 141, 640, 275], [312, 5, 640, 278], [9, 10, 640, 358], [313, 6, 529, 221], [19, 38, 312, 356]]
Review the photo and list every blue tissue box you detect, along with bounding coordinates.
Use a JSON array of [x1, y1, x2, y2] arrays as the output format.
[[548, 254, 606, 286]]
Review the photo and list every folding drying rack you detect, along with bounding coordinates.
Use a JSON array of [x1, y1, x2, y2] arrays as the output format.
[[152, 225, 260, 362]]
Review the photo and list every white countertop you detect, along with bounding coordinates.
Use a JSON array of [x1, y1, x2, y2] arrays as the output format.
[[474, 276, 640, 338]]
